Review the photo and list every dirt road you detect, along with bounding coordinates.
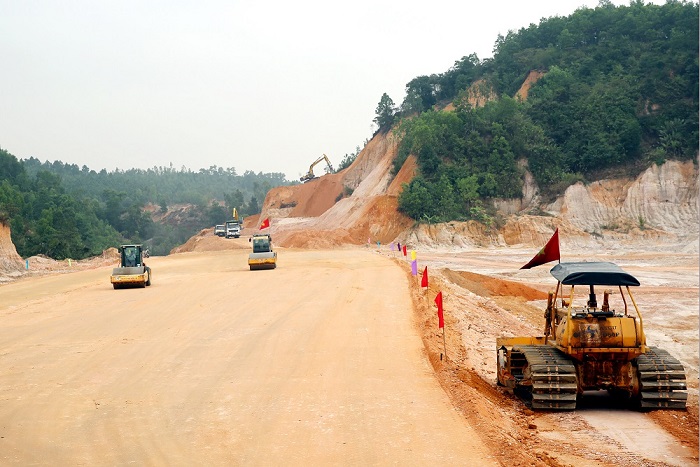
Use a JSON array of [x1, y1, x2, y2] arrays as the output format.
[[0, 247, 496, 465]]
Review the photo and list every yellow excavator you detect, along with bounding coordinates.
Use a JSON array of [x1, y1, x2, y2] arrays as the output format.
[[497, 262, 687, 410], [300, 154, 334, 183]]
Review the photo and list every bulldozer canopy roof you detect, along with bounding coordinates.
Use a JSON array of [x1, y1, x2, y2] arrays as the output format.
[[550, 262, 640, 286]]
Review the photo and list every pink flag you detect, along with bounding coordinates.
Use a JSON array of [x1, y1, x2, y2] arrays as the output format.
[[411, 260, 417, 276]]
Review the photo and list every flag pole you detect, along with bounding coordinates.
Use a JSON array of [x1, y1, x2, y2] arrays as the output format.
[[434, 291, 446, 360], [442, 326, 447, 361]]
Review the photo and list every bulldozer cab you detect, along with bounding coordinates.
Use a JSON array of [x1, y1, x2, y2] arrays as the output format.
[[120, 245, 144, 268], [549, 262, 641, 317], [545, 262, 647, 351]]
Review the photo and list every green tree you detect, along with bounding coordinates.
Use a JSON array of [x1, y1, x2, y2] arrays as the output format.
[[243, 196, 260, 217], [398, 178, 434, 220], [433, 175, 458, 220], [402, 76, 437, 114], [456, 175, 480, 212], [224, 189, 245, 216], [374, 93, 396, 130]]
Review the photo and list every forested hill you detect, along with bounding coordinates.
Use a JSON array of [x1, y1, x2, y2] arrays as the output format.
[[21, 157, 287, 216], [0, 149, 291, 258], [2, 2, 698, 260], [380, 1, 698, 224]]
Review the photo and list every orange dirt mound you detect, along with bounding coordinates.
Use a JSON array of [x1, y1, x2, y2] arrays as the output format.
[[170, 228, 250, 254], [443, 269, 549, 301], [264, 173, 344, 219]]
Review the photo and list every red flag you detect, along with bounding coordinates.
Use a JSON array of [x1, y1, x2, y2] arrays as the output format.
[[520, 228, 560, 269], [259, 218, 270, 230], [421, 266, 428, 288], [434, 291, 444, 329], [402, 245, 407, 256]]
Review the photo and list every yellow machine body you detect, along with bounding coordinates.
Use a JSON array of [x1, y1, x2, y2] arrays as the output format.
[[496, 262, 687, 410]]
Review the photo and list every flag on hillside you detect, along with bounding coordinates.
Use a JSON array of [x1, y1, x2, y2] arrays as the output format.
[[421, 266, 428, 288], [402, 245, 407, 256], [411, 260, 417, 276], [435, 291, 444, 329], [259, 218, 270, 230], [520, 228, 560, 269]]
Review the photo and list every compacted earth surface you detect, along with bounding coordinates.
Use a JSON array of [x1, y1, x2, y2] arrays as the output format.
[[0, 237, 697, 466]]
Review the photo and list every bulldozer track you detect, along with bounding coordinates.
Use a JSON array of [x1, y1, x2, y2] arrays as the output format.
[[513, 345, 578, 410], [636, 347, 688, 410]]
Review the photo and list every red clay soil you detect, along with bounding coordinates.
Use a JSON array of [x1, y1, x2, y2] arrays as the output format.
[[0, 222, 23, 273], [280, 196, 414, 249], [264, 174, 345, 219], [443, 269, 549, 301], [386, 154, 417, 196], [515, 70, 546, 101], [257, 131, 416, 249]]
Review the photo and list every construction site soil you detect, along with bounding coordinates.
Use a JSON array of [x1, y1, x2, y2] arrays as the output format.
[[4, 237, 697, 466], [1, 128, 697, 465], [173, 234, 700, 466]]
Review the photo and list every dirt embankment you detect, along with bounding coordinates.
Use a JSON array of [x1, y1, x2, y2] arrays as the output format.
[[258, 132, 415, 249], [0, 221, 119, 283], [0, 222, 23, 277], [245, 112, 697, 256], [394, 248, 698, 467], [400, 160, 698, 253]]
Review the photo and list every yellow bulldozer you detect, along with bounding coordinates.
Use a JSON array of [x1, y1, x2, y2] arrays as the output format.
[[497, 262, 687, 410]]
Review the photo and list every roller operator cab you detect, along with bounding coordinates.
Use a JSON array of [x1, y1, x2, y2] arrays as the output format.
[[110, 244, 152, 289], [497, 262, 687, 410]]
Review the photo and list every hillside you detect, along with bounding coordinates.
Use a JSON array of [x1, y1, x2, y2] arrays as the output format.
[[254, 133, 416, 248], [249, 127, 698, 253]]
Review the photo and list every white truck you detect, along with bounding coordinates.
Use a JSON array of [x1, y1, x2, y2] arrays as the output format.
[[225, 220, 241, 238]]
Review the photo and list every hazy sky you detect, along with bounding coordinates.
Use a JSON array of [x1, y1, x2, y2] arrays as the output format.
[[1, 1, 665, 181]]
